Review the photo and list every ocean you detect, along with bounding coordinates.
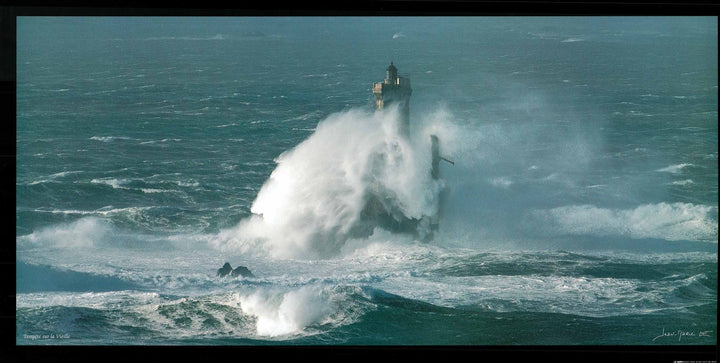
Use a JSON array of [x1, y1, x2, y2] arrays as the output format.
[[15, 17, 717, 345]]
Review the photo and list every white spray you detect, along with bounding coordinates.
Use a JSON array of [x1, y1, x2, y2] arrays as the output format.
[[215, 106, 457, 259]]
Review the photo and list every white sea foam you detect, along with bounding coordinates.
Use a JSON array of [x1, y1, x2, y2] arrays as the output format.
[[141, 188, 170, 194], [213, 106, 454, 259], [17, 217, 112, 248], [16, 291, 161, 309], [29, 206, 153, 217], [669, 179, 694, 186], [90, 136, 133, 142], [27, 179, 56, 185], [48, 171, 81, 178], [532, 203, 718, 242], [16, 286, 361, 340], [239, 285, 337, 337], [139, 138, 182, 145], [215, 123, 238, 128], [122, 294, 246, 338], [26, 170, 83, 185], [375, 272, 712, 317], [301, 73, 328, 78], [29, 208, 94, 215], [656, 163, 693, 174], [91, 178, 128, 189], [175, 180, 200, 187]]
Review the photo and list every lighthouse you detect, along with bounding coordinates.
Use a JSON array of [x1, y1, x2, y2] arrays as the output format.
[[373, 62, 412, 137], [372, 62, 450, 182], [366, 62, 451, 241]]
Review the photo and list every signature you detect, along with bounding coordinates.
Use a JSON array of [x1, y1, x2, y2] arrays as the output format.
[[652, 328, 713, 342]]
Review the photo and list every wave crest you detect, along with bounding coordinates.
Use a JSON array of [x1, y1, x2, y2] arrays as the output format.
[[531, 203, 718, 242]]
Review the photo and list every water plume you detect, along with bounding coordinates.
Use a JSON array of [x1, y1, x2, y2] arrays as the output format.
[[219, 106, 452, 259]]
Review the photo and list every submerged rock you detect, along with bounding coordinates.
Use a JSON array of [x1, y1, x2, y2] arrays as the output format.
[[216, 262, 255, 278]]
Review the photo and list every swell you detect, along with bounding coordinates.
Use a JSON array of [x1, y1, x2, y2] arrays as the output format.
[[16, 262, 138, 293]]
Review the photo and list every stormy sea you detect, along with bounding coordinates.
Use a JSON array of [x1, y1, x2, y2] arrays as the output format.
[[16, 17, 717, 346]]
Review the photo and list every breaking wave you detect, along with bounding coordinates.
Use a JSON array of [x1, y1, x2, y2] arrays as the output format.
[[531, 203, 718, 242], [211, 106, 456, 259], [239, 285, 341, 337], [17, 217, 112, 249], [656, 163, 693, 174]]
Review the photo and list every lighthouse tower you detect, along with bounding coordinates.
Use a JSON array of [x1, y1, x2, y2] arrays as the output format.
[[373, 62, 412, 137], [362, 62, 449, 242]]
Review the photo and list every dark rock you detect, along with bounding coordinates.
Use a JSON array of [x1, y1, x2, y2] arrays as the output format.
[[217, 262, 255, 278], [231, 265, 255, 278], [217, 262, 232, 277]]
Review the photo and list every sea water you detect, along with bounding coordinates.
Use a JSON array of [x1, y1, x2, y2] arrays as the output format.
[[16, 17, 717, 345]]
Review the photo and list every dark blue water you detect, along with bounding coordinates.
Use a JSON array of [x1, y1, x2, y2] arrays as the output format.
[[16, 17, 717, 345]]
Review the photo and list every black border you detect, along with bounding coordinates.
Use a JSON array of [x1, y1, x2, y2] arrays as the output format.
[[4, 1, 720, 16], [5, 345, 720, 362], [3, 2, 719, 362]]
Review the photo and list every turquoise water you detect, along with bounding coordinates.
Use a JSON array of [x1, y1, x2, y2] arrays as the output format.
[[16, 17, 717, 345]]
